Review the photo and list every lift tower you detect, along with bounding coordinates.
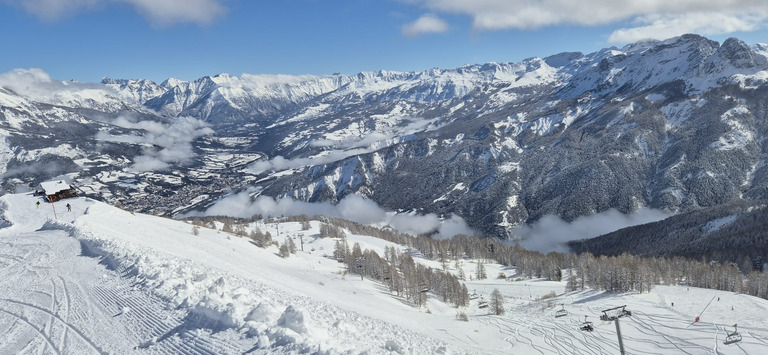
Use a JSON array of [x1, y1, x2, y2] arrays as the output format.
[[600, 305, 632, 355]]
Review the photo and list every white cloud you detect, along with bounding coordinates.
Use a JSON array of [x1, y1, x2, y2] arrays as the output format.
[[2, 0, 226, 26], [608, 12, 767, 43], [124, 0, 227, 27], [0, 68, 53, 95], [402, 14, 449, 37], [4, 0, 100, 21], [407, 0, 768, 42], [96, 114, 214, 172], [249, 148, 373, 174], [390, 212, 441, 235], [515, 207, 670, 253], [249, 121, 439, 174], [196, 191, 477, 239], [336, 195, 387, 225], [0, 67, 105, 99]]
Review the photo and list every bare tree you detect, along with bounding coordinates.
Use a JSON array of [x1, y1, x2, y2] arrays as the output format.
[[286, 237, 297, 254], [279, 242, 290, 258], [476, 262, 487, 280], [490, 288, 505, 315]]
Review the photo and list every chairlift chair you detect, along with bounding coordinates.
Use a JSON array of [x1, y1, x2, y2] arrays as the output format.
[[600, 305, 632, 322], [469, 292, 479, 300], [579, 316, 594, 332], [555, 304, 568, 318], [478, 297, 489, 309], [723, 324, 742, 345]]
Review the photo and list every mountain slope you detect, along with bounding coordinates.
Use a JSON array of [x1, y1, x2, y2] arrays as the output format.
[[1, 34, 767, 239], [568, 199, 768, 265], [2, 193, 768, 354]]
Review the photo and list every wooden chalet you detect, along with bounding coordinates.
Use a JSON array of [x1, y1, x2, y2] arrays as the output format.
[[40, 180, 78, 202]]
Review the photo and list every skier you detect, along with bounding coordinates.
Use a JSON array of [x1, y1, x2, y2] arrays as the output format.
[[36, 201, 40, 208], [66, 203, 71, 212]]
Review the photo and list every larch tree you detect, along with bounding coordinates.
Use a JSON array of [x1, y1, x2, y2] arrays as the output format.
[[476, 262, 487, 280], [490, 288, 505, 315]]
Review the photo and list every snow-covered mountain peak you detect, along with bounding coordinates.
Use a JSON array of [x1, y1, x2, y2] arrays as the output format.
[[160, 77, 187, 88], [543, 51, 584, 68], [0, 68, 136, 112], [713, 37, 766, 70], [102, 77, 168, 104]]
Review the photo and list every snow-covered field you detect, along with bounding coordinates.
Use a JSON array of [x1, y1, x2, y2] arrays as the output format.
[[1, 193, 767, 354]]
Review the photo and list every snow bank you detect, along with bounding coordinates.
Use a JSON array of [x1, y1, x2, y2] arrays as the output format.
[[50, 200, 461, 353]]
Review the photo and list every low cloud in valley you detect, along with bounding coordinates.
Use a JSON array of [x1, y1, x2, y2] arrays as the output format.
[[197, 191, 476, 239]]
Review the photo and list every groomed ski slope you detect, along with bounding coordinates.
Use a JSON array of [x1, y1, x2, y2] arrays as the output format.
[[0, 192, 766, 354]]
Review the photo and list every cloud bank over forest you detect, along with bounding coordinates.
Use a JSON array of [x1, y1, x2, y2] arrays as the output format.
[[196, 191, 476, 239], [516, 207, 671, 253]]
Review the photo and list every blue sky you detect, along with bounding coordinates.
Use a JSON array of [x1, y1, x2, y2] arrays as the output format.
[[2, 0, 768, 83]]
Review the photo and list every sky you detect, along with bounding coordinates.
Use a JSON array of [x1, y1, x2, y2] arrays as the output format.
[[1, 0, 768, 83]]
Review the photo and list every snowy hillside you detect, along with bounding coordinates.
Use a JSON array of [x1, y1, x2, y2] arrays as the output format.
[[1, 193, 767, 354], [2, 34, 768, 242]]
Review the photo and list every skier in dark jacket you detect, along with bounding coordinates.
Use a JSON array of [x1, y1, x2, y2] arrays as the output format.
[[66, 203, 71, 212]]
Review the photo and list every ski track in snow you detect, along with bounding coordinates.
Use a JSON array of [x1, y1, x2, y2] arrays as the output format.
[[1, 192, 768, 354]]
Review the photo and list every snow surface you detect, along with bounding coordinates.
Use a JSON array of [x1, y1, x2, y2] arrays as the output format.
[[703, 214, 738, 233], [1, 193, 767, 354]]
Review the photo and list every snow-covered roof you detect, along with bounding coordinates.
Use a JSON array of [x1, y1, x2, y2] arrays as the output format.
[[40, 180, 71, 195]]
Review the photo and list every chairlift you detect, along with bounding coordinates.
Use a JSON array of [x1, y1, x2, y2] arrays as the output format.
[[600, 305, 632, 322], [723, 324, 742, 345], [469, 292, 479, 300], [579, 316, 594, 332], [478, 297, 488, 309], [555, 304, 568, 318]]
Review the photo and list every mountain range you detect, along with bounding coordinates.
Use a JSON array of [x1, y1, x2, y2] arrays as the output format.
[[1, 33, 767, 241]]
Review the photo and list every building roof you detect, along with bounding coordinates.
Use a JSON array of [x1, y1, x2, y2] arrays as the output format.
[[40, 180, 71, 195]]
